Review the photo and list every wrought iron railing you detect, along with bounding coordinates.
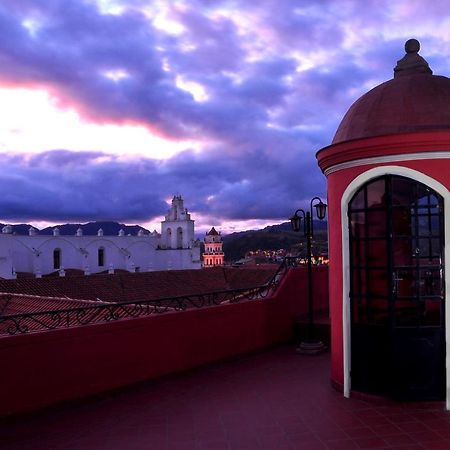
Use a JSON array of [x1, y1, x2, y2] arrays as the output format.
[[0, 258, 296, 336]]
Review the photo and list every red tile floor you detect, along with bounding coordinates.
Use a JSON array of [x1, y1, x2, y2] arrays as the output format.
[[1, 345, 450, 450]]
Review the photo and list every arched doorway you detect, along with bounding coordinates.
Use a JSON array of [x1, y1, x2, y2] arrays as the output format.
[[348, 174, 445, 400]]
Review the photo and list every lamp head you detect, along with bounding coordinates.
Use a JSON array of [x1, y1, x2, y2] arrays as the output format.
[[290, 212, 302, 232], [314, 200, 327, 220]]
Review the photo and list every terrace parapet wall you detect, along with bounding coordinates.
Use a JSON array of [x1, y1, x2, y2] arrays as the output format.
[[0, 266, 328, 417]]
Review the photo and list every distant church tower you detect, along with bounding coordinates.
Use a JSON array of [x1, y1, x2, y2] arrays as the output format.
[[161, 195, 195, 249], [202, 227, 224, 267]]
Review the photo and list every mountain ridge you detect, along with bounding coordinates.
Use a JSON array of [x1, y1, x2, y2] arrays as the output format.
[[0, 221, 151, 236]]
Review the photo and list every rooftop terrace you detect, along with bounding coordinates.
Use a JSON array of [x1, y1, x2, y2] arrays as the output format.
[[1, 345, 449, 450], [1, 264, 447, 448]]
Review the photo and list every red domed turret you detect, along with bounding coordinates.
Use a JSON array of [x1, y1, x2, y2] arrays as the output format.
[[316, 39, 450, 407]]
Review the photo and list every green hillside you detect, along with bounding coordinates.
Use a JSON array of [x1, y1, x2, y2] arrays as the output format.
[[222, 222, 328, 262]]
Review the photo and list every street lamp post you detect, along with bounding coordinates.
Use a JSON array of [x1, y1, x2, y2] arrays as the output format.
[[290, 196, 327, 355]]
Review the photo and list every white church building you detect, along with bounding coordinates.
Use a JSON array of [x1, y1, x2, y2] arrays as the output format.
[[0, 195, 201, 279]]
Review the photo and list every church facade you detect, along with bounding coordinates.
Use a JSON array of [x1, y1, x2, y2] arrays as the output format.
[[0, 195, 201, 279]]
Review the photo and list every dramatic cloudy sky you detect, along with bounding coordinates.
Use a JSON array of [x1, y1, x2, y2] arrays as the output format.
[[0, 0, 449, 233]]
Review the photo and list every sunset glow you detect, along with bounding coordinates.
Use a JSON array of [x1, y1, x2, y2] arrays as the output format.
[[0, 88, 194, 158]]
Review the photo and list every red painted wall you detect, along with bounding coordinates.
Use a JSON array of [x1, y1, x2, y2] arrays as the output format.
[[0, 266, 328, 417], [322, 140, 450, 389]]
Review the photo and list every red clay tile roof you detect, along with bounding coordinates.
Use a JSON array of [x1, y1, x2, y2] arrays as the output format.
[[0, 267, 278, 304], [0, 293, 104, 316], [0, 267, 279, 336]]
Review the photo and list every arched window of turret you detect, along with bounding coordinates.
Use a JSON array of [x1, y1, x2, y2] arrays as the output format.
[[53, 249, 61, 270], [98, 247, 105, 267], [177, 227, 183, 249]]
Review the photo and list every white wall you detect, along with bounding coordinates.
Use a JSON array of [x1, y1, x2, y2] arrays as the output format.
[[0, 196, 202, 278], [0, 232, 201, 278]]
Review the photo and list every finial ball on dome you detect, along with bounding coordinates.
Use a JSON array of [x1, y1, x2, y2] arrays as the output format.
[[405, 38, 420, 54]]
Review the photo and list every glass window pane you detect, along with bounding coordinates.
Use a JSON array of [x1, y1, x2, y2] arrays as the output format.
[[351, 268, 366, 296], [394, 269, 416, 298], [392, 177, 414, 206], [367, 269, 389, 298], [367, 239, 388, 268], [415, 238, 441, 260], [414, 212, 440, 236], [393, 238, 413, 266], [350, 211, 366, 237], [423, 300, 441, 326], [419, 269, 442, 297], [367, 210, 387, 237], [350, 189, 365, 210], [366, 178, 385, 208], [392, 207, 411, 236]]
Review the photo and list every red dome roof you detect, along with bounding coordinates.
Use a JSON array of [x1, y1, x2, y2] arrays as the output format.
[[333, 40, 450, 144], [206, 227, 219, 236]]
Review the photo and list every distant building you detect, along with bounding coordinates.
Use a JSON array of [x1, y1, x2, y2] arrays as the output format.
[[202, 227, 224, 267], [0, 195, 201, 279]]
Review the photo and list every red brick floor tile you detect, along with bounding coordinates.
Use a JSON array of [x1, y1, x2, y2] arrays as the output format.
[[421, 418, 450, 430], [360, 416, 393, 427], [409, 429, 445, 443], [324, 439, 359, 450], [409, 411, 441, 422], [352, 436, 388, 448], [369, 423, 403, 437], [305, 419, 342, 432], [332, 413, 365, 428], [387, 446, 424, 450], [228, 437, 260, 450], [354, 410, 384, 420], [437, 426, 450, 438], [344, 426, 377, 439], [290, 437, 328, 450], [315, 428, 349, 441], [421, 440, 450, 450], [168, 441, 199, 450], [253, 424, 284, 436], [396, 421, 429, 433], [382, 433, 416, 446], [257, 434, 293, 448], [385, 414, 417, 424], [281, 422, 310, 435], [197, 439, 230, 450]]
